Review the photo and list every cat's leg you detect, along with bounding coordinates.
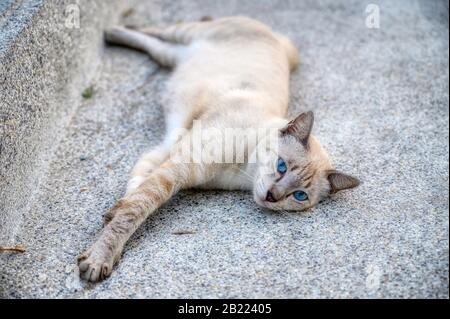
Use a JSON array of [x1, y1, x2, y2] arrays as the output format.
[[104, 27, 183, 67], [78, 160, 210, 282], [124, 145, 170, 198], [123, 111, 190, 198]]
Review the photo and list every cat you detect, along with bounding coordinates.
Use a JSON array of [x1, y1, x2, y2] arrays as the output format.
[[77, 16, 360, 282]]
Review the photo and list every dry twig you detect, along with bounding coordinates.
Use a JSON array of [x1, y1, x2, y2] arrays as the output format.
[[0, 245, 26, 253], [171, 230, 197, 235]]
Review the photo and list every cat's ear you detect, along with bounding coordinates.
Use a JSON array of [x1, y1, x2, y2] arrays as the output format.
[[326, 170, 360, 194], [280, 111, 314, 147]]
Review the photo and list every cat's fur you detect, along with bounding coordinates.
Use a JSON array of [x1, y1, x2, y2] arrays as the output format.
[[78, 16, 359, 282]]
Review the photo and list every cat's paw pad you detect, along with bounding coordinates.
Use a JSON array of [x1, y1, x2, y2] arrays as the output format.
[[77, 249, 114, 282]]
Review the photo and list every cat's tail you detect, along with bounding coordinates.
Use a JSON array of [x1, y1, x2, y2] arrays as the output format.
[[104, 26, 181, 67], [126, 20, 213, 45]]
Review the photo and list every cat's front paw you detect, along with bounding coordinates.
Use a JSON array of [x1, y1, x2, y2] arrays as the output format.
[[77, 246, 116, 282]]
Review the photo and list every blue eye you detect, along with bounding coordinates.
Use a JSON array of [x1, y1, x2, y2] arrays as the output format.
[[293, 190, 308, 201], [277, 158, 287, 174]]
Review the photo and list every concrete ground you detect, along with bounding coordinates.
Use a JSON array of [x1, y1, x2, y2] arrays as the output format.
[[0, 0, 448, 298]]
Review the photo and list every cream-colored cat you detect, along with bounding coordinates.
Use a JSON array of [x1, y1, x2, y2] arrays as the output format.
[[78, 16, 359, 282]]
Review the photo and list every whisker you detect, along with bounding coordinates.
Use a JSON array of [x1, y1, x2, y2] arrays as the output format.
[[237, 167, 254, 182]]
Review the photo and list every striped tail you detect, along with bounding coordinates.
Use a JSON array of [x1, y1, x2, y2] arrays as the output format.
[[105, 27, 181, 67], [129, 20, 213, 45]]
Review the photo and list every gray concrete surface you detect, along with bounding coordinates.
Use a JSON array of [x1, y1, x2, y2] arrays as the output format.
[[0, 0, 124, 245], [0, 0, 448, 298]]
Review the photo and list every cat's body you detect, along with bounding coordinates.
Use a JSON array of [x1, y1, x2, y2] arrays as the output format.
[[78, 16, 359, 282]]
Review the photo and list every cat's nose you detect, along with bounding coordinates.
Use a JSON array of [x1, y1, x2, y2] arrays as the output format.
[[266, 191, 277, 202]]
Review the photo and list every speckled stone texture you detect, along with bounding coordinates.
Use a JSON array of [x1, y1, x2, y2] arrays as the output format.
[[0, 0, 124, 245], [0, 0, 448, 298]]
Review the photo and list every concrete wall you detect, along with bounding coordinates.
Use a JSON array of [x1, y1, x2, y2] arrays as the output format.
[[0, 0, 124, 245]]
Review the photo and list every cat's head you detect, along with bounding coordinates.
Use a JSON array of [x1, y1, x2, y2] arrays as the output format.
[[253, 111, 359, 211]]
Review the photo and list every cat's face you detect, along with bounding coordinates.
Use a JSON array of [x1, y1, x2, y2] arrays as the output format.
[[253, 112, 359, 211]]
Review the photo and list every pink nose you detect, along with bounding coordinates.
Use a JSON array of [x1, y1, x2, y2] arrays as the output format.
[[266, 191, 277, 202]]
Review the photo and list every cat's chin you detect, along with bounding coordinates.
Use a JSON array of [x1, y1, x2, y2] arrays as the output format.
[[252, 184, 267, 207], [253, 199, 286, 212], [253, 192, 278, 211], [253, 194, 267, 208]]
